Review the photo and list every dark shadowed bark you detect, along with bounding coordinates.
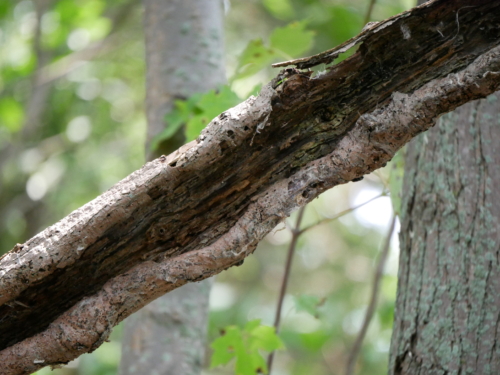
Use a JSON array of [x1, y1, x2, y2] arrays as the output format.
[[1, 1, 500, 374], [388, 93, 500, 375], [119, 1, 226, 374]]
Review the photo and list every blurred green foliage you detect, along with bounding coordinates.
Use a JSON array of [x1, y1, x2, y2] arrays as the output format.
[[154, 85, 241, 148], [0, 0, 415, 374], [293, 294, 325, 319], [154, 21, 313, 148], [211, 320, 284, 375], [234, 21, 314, 80]]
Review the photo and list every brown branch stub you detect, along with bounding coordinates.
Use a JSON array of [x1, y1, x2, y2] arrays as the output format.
[[1, 0, 500, 373], [272, 0, 436, 69]]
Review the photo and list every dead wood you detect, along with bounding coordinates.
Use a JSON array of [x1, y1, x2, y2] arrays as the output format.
[[1, 0, 500, 373]]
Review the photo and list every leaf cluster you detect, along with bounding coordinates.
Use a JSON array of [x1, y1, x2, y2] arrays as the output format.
[[211, 320, 284, 375], [152, 21, 314, 148]]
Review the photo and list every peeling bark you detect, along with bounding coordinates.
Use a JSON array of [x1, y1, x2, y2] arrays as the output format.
[[1, 0, 500, 373]]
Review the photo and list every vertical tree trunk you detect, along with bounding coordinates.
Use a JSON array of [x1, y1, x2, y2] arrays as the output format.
[[388, 1, 500, 372], [142, 0, 226, 160], [119, 1, 226, 374], [388, 93, 500, 374]]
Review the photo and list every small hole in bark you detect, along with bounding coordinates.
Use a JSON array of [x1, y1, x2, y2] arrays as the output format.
[[285, 167, 299, 178], [219, 140, 229, 154], [169, 161, 177, 167], [227, 130, 234, 138], [314, 108, 333, 122], [243, 126, 249, 131]]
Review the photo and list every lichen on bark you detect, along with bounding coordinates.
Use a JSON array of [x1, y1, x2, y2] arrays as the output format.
[[389, 93, 500, 374]]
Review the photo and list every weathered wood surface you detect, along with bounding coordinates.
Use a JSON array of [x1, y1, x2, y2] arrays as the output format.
[[1, 0, 500, 373]]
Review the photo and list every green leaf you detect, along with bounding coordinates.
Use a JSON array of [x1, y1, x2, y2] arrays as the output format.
[[300, 331, 331, 351], [197, 86, 241, 117], [211, 320, 284, 375], [327, 6, 363, 45], [0, 98, 24, 133], [235, 346, 259, 375], [185, 86, 240, 141], [152, 86, 240, 150], [244, 319, 262, 332], [270, 21, 314, 59], [210, 326, 242, 367], [232, 22, 314, 81], [153, 21, 315, 147], [233, 39, 276, 81], [293, 294, 324, 318], [150, 94, 199, 151], [389, 149, 405, 215], [250, 325, 284, 352], [262, 0, 295, 20]]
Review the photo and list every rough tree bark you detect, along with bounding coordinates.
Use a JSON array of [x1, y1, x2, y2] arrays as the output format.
[[119, 1, 226, 374], [388, 90, 500, 375], [1, 1, 500, 374], [388, 1, 500, 374]]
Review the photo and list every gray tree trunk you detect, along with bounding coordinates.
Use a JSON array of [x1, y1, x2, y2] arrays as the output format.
[[388, 1, 500, 373], [388, 93, 500, 374], [119, 1, 225, 374]]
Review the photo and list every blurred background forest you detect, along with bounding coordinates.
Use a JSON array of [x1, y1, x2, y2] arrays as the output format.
[[0, 0, 416, 374]]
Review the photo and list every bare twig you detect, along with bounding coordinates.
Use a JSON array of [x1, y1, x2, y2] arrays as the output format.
[[267, 190, 387, 373], [267, 206, 306, 374], [363, 0, 377, 25], [344, 213, 396, 375], [298, 192, 387, 236]]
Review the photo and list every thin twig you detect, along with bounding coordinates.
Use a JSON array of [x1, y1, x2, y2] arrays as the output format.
[[298, 192, 386, 236], [344, 213, 396, 375], [363, 0, 377, 25], [267, 206, 306, 374]]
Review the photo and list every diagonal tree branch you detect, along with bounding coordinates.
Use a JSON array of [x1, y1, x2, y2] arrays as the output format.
[[1, 0, 500, 373]]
